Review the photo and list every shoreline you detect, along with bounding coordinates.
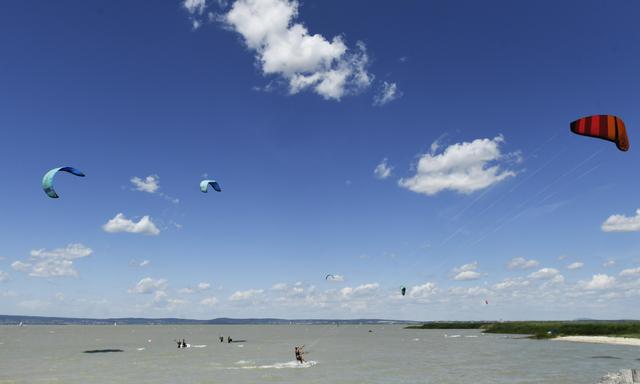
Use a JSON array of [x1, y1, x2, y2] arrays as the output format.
[[554, 336, 640, 347]]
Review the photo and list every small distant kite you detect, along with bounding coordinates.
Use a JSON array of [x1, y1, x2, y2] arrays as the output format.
[[570, 115, 629, 152], [400, 286, 406, 296], [484, 300, 489, 305], [42, 167, 85, 198], [325, 274, 335, 280], [200, 180, 222, 193]]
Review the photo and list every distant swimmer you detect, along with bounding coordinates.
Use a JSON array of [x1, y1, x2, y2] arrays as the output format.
[[182, 339, 187, 348], [219, 336, 224, 343], [227, 336, 232, 344], [294, 345, 306, 363]]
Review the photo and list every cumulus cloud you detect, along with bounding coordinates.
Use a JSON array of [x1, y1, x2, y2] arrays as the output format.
[[620, 268, 640, 278], [601, 209, 640, 232], [373, 81, 402, 106], [129, 277, 168, 294], [103, 213, 160, 236], [271, 283, 288, 291], [340, 283, 379, 299], [408, 282, 437, 298], [493, 277, 530, 290], [0, 270, 8, 282], [374, 158, 393, 180], [603, 260, 616, 267], [580, 274, 616, 290], [200, 296, 219, 306], [223, 0, 373, 100], [131, 175, 160, 193], [452, 262, 481, 281], [179, 282, 211, 294], [11, 244, 93, 278], [184, 0, 206, 14], [139, 260, 151, 267], [229, 289, 264, 301], [507, 257, 539, 270], [398, 135, 517, 196], [529, 268, 562, 280], [567, 262, 584, 270]]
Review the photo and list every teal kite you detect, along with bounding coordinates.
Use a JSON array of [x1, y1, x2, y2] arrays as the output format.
[[200, 180, 222, 193], [42, 167, 85, 198]]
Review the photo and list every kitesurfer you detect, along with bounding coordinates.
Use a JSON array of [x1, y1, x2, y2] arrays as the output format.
[[294, 345, 306, 363]]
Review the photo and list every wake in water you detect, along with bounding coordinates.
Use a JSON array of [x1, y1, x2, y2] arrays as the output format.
[[229, 360, 317, 369]]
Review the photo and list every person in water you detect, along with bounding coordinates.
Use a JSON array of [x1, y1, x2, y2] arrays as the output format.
[[219, 336, 224, 343], [227, 336, 232, 343], [182, 339, 187, 348], [294, 345, 306, 363]]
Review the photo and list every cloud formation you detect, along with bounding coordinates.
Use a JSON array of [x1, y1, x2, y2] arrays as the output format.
[[398, 135, 517, 196], [601, 209, 640, 232], [567, 262, 584, 270], [103, 213, 160, 236], [229, 289, 264, 301], [131, 175, 160, 193], [507, 257, 539, 270], [0, 270, 8, 283], [580, 274, 616, 290], [11, 244, 93, 278], [129, 277, 168, 294], [223, 0, 373, 100], [373, 81, 402, 106], [374, 158, 393, 180], [453, 262, 481, 281]]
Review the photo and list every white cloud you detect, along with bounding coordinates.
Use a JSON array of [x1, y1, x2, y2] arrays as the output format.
[[184, 0, 207, 14], [139, 260, 151, 267], [326, 274, 345, 282], [529, 268, 562, 280], [180, 282, 211, 294], [454, 271, 481, 281], [620, 268, 640, 278], [567, 262, 584, 270], [129, 277, 168, 294], [374, 158, 393, 180], [131, 175, 160, 193], [12, 244, 93, 278], [493, 277, 530, 290], [408, 282, 437, 298], [373, 81, 402, 106], [271, 283, 288, 290], [454, 262, 478, 273], [580, 274, 616, 290], [452, 262, 482, 280], [603, 260, 616, 267], [398, 135, 517, 196], [223, 0, 373, 100], [103, 213, 160, 236], [507, 257, 539, 270], [11, 261, 30, 273], [0, 270, 8, 282], [229, 289, 264, 301], [340, 283, 379, 299], [200, 296, 219, 306], [601, 209, 640, 232]]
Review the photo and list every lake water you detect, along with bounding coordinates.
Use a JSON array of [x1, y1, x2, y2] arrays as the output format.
[[0, 325, 638, 383]]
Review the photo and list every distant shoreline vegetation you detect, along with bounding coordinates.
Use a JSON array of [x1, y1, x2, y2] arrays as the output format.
[[405, 321, 640, 339]]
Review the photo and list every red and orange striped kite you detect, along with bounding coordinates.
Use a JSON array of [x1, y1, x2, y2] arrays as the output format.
[[570, 115, 629, 152]]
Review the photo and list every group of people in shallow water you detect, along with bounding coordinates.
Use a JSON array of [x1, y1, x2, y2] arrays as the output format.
[[177, 337, 307, 364]]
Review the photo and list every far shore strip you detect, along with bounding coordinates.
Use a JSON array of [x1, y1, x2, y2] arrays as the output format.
[[554, 336, 640, 347]]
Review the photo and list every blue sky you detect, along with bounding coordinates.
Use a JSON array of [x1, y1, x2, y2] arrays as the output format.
[[1, 0, 639, 320]]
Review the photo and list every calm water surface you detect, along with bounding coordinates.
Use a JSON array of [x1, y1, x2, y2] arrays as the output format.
[[1, 325, 638, 383]]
